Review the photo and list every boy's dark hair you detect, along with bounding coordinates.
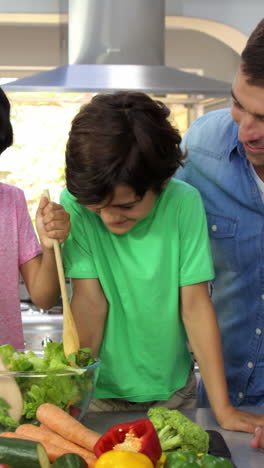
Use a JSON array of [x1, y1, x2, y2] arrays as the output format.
[[66, 91, 183, 205], [241, 18, 264, 86], [0, 88, 13, 154]]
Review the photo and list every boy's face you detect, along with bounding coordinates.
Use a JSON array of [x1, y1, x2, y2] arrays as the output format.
[[86, 184, 157, 234]]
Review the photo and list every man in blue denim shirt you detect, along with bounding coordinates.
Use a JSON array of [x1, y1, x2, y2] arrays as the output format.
[[177, 18, 264, 408]]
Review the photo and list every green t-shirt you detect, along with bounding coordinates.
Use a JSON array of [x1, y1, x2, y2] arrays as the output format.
[[60, 179, 214, 401]]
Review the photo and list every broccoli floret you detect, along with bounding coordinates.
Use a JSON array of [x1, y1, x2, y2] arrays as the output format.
[[175, 420, 209, 453], [157, 424, 181, 451], [147, 406, 169, 431], [147, 407, 209, 453]]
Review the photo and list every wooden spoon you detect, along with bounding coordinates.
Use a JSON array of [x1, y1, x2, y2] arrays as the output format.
[[43, 190, 80, 358], [0, 355, 23, 421]]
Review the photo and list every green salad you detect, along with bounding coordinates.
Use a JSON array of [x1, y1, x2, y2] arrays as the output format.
[[0, 342, 97, 430]]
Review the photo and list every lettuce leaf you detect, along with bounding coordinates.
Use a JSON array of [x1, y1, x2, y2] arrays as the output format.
[[0, 398, 19, 430]]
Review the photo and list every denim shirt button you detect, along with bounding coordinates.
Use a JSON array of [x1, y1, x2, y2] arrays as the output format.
[[247, 361, 254, 368], [261, 294, 264, 300], [256, 328, 262, 335], [238, 392, 244, 399], [211, 224, 218, 232]]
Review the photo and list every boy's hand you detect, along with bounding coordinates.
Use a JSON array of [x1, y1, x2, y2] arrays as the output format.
[[36, 195, 70, 249]]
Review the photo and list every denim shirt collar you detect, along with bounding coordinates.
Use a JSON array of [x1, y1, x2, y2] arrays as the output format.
[[229, 131, 249, 169]]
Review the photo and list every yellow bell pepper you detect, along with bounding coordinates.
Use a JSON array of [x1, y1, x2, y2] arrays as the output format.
[[95, 450, 154, 467], [155, 452, 167, 468]]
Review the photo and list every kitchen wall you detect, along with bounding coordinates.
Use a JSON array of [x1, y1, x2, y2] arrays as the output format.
[[0, 0, 260, 83], [0, 22, 240, 84], [165, 0, 263, 37], [166, 29, 240, 83]]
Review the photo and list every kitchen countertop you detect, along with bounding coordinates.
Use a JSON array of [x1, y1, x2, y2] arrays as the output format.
[[83, 407, 264, 468]]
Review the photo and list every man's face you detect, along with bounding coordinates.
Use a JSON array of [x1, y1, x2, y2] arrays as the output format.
[[231, 69, 264, 169], [86, 184, 157, 234]]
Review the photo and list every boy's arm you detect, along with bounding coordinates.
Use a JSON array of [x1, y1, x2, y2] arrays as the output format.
[[180, 282, 230, 414], [70, 278, 108, 356], [180, 281, 264, 432]]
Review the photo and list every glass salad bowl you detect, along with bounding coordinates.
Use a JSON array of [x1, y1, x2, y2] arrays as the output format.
[[0, 343, 100, 429]]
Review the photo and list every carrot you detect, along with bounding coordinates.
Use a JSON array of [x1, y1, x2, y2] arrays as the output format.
[[36, 403, 101, 452], [15, 424, 96, 466], [39, 424, 96, 462], [0, 432, 30, 439], [0, 432, 73, 463]]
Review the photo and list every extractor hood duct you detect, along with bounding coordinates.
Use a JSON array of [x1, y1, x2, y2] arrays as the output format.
[[3, 0, 231, 96]]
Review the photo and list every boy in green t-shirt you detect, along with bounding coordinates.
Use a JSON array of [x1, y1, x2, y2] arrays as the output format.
[[61, 91, 264, 432]]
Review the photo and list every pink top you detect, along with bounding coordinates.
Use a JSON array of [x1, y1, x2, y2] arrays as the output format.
[[0, 183, 42, 349]]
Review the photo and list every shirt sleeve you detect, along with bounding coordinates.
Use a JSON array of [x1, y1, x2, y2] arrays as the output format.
[[17, 190, 42, 265], [175, 131, 191, 182], [60, 189, 98, 279], [178, 189, 214, 286]]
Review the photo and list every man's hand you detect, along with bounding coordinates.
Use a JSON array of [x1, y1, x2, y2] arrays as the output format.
[[36, 195, 70, 248], [217, 405, 264, 434], [250, 426, 264, 450]]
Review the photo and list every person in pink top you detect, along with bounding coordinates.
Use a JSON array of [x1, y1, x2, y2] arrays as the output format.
[[0, 88, 70, 349]]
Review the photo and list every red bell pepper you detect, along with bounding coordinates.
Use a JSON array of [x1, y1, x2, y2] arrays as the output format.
[[94, 418, 161, 464]]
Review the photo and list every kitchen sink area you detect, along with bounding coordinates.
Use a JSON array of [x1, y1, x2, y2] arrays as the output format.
[[20, 277, 66, 350], [21, 302, 63, 350]]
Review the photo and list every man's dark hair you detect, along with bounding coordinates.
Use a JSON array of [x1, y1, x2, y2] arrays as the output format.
[[241, 18, 264, 86], [0, 88, 13, 154], [66, 91, 183, 205]]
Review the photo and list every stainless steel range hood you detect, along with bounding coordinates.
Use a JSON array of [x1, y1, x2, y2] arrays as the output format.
[[3, 0, 231, 96]]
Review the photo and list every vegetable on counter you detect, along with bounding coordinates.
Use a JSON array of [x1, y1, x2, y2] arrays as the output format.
[[0, 436, 51, 468], [94, 450, 154, 467], [37, 403, 100, 453], [94, 418, 161, 465], [0, 403, 100, 466], [52, 453, 87, 467], [15, 423, 96, 465], [164, 449, 234, 467], [147, 407, 209, 454], [156, 453, 167, 468], [0, 432, 75, 464]]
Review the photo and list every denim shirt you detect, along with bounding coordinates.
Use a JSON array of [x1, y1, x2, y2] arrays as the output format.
[[176, 108, 264, 407]]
